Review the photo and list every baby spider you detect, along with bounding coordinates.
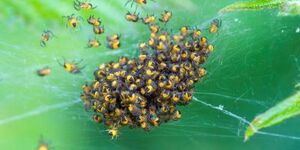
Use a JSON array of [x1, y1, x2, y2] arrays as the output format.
[[209, 19, 222, 33], [125, 11, 140, 22], [192, 28, 201, 39], [172, 34, 185, 42], [180, 26, 190, 37], [87, 15, 102, 26], [107, 127, 119, 139], [87, 38, 101, 48], [93, 114, 102, 123], [139, 42, 148, 53], [107, 34, 121, 49], [142, 14, 155, 25], [93, 25, 105, 34], [74, 0, 96, 11], [40, 30, 54, 47], [172, 110, 181, 120], [57, 57, 85, 74], [159, 10, 172, 24], [108, 40, 121, 50], [106, 34, 121, 42], [37, 67, 51, 77], [149, 24, 160, 33], [37, 136, 53, 150], [63, 14, 83, 28]]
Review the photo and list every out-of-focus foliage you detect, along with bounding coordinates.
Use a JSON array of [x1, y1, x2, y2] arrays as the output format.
[[218, 0, 300, 141], [245, 89, 300, 141], [219, 0, 300, 16], [279, 1, 300, 16]]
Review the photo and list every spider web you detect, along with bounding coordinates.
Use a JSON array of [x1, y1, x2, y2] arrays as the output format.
[[0, 0, 300, 150]]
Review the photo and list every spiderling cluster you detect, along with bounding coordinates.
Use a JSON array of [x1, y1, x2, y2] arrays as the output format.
[[81, 24, 214, 138]]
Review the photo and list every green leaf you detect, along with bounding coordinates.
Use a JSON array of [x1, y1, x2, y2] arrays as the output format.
[[244, 90, 300, 141], [219, 0, 285, 14], [219, 0, 300, 16], [278, 1, 300, 16]]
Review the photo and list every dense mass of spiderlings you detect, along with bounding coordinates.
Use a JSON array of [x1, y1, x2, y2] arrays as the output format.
[[81, 26, 214, 138], [36, 0, 218, 138]]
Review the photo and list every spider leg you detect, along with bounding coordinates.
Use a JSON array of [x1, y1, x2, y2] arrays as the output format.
[[40, 41, 46, 47], [135, 5, 138, 12], [74, 5, 80, 11], [72, 69, 81, 74], [97, 18, 103, 24], [125, 0, 131, 6], [46, 30, 55, 38], [86, 40, 92, 49], [77, 16, 84, 21], [56, 57, 64, 67], [77, 23, 82, 31], [163, 22, 167, 28], [218, 19, 222, 27], [79, 65, 86, 70], [92, 5, 97, 9], [136, 12, 141, 21], [74, 59, 83, 65], [74, 65, 85, 74], [73, 0, 80, 10], [203, 26, 209, 31], [62, 15, 68, 19], [85, 45, 91, 49]]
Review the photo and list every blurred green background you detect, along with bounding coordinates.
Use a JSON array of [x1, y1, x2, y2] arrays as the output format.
[[0, 0, 300, 149]]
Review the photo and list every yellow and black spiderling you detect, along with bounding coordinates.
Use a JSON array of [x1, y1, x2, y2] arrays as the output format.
[[159, 10, 172, 24], [74, 0, 96, 11], [149, 24, 160, 33], [87, 15, 102, 26], [106, 34, 121, 49], [37, 137, 53, 150], [125, 11, 140, 22], [209, 19, 222, 33], [139, 42, 148, 54], [87, 38, 101, 48], [180, 26, 190, 37], [37, 67, 51, 77], [63, 14, 83, 28], [108, 40, 121, 49], [172, 34, 185, 42], [81, 23, 216, 138], [93, 114, 103, 123], [57, 58, 85, 74], [93, 25, 105, 34], [192, 28, 202, 39], [40, 30, 54, 47], [38, 142, 49, 150], [107, 127, 119, 139], [142, 14, 156, 25]]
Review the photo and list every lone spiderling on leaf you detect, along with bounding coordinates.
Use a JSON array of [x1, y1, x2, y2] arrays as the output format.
[[57, 57, 85, 74], [40, 30, 54, 47]]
